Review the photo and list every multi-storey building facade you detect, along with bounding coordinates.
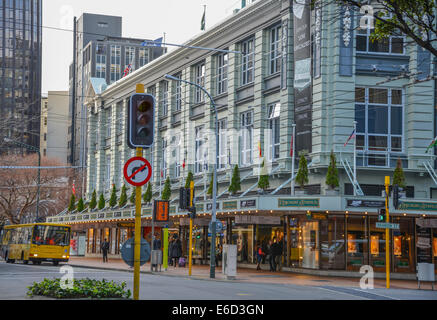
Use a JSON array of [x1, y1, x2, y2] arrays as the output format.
[[50, 1, 437, 276], [0, 0, 42, 152], [39, 91, 69, 162], [68, 13, 165, 169]]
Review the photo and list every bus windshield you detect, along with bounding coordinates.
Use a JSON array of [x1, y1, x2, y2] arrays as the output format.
[[32, 225, 70, 246]]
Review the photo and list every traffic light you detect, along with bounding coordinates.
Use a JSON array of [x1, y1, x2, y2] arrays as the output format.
[[393, 184, 400, 209], [378, 208, 386, 222], [188, 206, 197, 219], [128, 93, 155, 149], [179, 188, 189, 210]]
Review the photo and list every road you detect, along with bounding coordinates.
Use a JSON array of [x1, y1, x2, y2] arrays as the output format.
[[0, 261, 436, 300]]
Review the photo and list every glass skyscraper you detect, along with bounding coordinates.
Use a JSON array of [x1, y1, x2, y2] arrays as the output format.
[[0, 0, 42, 152]]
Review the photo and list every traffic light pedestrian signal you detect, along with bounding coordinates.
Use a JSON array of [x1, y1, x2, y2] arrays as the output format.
[[393, 185, 400, 209], [128, 94, 155, 149], [179, 188, 190, 210], [378, 208, 386, 222]]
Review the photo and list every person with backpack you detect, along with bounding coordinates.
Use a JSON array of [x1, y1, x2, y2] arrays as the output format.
[[101, 238, 110, 263]]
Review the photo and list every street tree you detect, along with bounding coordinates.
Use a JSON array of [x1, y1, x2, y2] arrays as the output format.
[[0, 154, 72, 224], [333, 0, 437, 58]]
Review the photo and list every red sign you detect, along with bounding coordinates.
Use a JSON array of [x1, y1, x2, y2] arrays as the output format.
[[123, 157, 152, 187], [154, 200, 169, 222]]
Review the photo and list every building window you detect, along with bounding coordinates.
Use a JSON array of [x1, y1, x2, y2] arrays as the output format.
[[174, 73, 182, 112], [355, 87, 403, 167], [194, 63, 205, 104], [218, 119, 228, 170], [195, 126, 207, 174], [269, 25, 282, 75], [96, 44, 107, 79], [98, 22, 108, 28], [240, 111, 253, 167], [44, 133, 47, 141], [161, 81, 169, 117], [106, 115, 111, 140], [268, 103, 280, 161], [110, 45, 121, 83], [216, 52, 228, 95], [356, 28, 404, 54], [125, 46, 135, 72], [240, 37, 255, 86], [139, 48, 149, 67]]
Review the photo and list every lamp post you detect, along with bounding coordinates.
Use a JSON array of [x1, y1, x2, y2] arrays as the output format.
[[164, 74, 219, 279], [4, 137, 41, 222]]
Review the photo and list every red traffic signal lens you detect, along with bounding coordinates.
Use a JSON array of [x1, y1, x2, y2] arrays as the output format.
[[138, 114, 150, 126]]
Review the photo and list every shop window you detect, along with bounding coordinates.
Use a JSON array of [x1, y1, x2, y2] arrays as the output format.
[[288, 218, 301, 267], [346, 216, 368, 270], [233, 225, 255, 263], [433, 230, 437, 271], [319, 216, 345, 270], [392, 217, 415, 273], [300, 221, 319, 269]]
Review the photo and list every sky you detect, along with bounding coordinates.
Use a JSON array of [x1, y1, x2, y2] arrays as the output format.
[[42, 0, 244, 94]]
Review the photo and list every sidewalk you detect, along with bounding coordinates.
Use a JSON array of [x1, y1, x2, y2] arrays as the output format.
[[68, 256, 430, 291]]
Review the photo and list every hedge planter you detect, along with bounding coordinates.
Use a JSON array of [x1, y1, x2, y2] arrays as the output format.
[[325, 189, 339, 196], [27, 278, 131, 300]]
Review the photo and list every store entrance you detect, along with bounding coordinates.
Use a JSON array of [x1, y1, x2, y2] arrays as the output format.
[[301, 221, 319, 269]]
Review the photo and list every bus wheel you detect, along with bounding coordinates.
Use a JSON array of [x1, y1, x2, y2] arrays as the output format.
[[53, 261, 59, 266], [5, 252, 10, 263], [32, 261, 39, 265]]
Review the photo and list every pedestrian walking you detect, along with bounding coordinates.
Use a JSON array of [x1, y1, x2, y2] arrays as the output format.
[[272, 237, 282, 271], [152, 233, 162, 269], [169, 234, 182, 268], [267, 239, 276, 272], [101, 238, 109, 263]]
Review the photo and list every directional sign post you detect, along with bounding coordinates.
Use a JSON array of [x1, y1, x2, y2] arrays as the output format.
[[124, 157, 152, 187], [376, 222, 400, 230]]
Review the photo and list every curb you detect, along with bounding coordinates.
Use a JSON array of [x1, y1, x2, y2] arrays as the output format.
[[67, 264, 244, 283]]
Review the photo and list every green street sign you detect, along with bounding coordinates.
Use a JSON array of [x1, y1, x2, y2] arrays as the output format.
[[376, 222, 400, 230]]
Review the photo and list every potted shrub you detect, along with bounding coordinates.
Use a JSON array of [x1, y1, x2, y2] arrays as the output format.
[[228, 165, 241, 196], [68, 193, 76, 212], [393, 158, 406, 198], [325, 151, 340, 196], [185, 171, 194, 189], [89, 190, 97, 211], [295, 154, 309, 195], [162, 177, 171, 201], [98, 193, 106, 210], [77, 198, 85, 213], [258, 161, 270, 194], [119, 185, 128, 208], [129, 189, 135, 205], [109, 184, 117, 208], [143, 183, 152, 204]]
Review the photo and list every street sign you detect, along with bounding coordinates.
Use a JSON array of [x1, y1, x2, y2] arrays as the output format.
[[154, 200, 170, 222], [376, 222, 400, 230], [123, 157, 152, 187], [120, 238, 151, 267]]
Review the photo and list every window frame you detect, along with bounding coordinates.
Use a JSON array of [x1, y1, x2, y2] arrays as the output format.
[[355, 87, 404, 168], [268, 103, 281, 161], [240, 111, 254, 167], [216, 52, 228, 95], [240, 37, 255, 86], [110, 45, 121, 83], [194, 63, 205, 104], [356, 25, 405, 55], [218, 119, 228, 170], [269, 24, 282, 75]]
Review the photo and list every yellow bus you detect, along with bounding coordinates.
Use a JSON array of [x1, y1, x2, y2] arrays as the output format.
[[0, 223, 71, 266]]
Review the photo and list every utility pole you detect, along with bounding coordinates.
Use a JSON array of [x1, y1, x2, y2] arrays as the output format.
[[385, 176, 390, 289], [188, 181, 194, 276]]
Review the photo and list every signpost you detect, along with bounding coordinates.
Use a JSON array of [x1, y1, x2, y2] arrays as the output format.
[[123, 157, 152, 187], [376, 222, 400, 230]]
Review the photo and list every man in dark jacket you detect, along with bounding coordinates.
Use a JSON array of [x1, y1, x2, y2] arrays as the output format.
[[272, 238, 282, 271], [169, 234, 182, 268], [101, 238, 109, 263]]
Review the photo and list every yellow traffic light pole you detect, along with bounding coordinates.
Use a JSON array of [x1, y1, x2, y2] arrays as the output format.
[[385, 176, 390, 289], [188, 181, 194, 276], [133, 84, 145, 300]]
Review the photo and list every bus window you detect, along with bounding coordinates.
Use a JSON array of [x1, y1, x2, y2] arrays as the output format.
[[32, 225, 70, 246]]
